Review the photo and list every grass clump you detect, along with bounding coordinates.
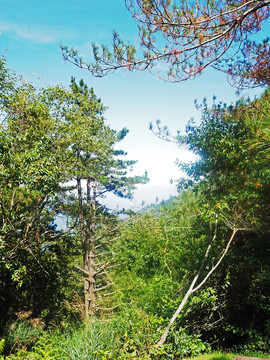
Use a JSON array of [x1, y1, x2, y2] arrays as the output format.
[[49, 320, 120, 360], [185, 352, 235, 360]]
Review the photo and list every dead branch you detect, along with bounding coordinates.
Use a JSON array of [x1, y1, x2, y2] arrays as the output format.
[[158, 218, 239, 345], [95, 283, 114, 292]]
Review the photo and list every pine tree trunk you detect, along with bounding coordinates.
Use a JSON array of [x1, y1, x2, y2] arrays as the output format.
[[85, 177, 96, 316], [77, 177, 89, 316], [77, 173, 97, 318]]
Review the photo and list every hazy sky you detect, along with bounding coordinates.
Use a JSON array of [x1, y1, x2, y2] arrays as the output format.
[[1, 0, 268, 209]]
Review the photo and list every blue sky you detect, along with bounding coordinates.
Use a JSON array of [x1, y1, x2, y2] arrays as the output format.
[[1, 0, 269, 209]]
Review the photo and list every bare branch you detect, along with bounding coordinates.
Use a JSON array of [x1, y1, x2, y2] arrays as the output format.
[[95, 283, 114, 292], [96, 264, 120, 277], [97, 304, 121, 311], [158, 217, 239, 346], [74, 265, 90, 277], [192, 228, 238, 293]]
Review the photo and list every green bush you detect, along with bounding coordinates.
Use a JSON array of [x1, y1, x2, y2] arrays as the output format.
[[2, 321, 43, 356], [0, 339, 5, 359], [167, 327, 211, 358], [7, 336, 58, 360]]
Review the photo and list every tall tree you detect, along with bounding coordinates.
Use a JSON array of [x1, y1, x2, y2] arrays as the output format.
[[62, 0, 270, 87], [179, 91, 270, 229], [0, 59, 148, 320], [0, 64, 72, 320], [43, 78, 148, 318]]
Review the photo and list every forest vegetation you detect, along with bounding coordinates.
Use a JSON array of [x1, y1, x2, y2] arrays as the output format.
[[0, 55, 269, 359], [1, 0, 270, 359]]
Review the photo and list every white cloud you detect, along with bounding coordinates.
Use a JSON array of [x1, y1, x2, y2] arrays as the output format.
[[0, 20, 65, 44]]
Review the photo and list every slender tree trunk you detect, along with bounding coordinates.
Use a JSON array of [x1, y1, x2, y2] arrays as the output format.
[[76, 149, 99, 319], [85, 177, 96, 316], [158, 227, 238, 345], [77, 176, 89, 316]]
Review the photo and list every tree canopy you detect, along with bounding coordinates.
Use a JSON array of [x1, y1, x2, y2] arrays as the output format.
[[62, 0, 270, 87], [178, 91, 270, 231], [114, 88, 270, 348], [0, 46, 270, 358], [0, 59, 147, 321]]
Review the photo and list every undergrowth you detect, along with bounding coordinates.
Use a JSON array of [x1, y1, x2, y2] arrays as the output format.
[[1, 317, 270, 359]]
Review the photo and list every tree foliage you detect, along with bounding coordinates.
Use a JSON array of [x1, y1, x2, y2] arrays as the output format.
[[114, 89, 270, 349], [62, 0, 270, 87], [0, 63, 72, 321], [0, 60, 147, 322], [177, 90, 270, 231]]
